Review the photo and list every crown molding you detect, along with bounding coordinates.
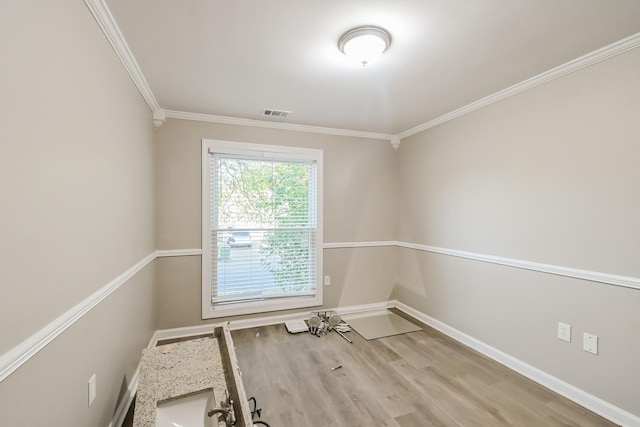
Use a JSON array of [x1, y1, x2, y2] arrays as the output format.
[[82, 0, 392, 140], [397, 32, 640, 140], [83, 0, 160, 113], [163, 109, 394, 143], [84, 2, 638, 149], [390, 135, 401, 150], [152, 110, 166, 129]]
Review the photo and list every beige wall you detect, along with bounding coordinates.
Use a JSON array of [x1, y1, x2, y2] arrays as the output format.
[[155, 119, 397, 328], [3, 0, 638, 422], [0, 0, 156, 425], [0, 266, 156, 427], [393, 47, 640, 415]]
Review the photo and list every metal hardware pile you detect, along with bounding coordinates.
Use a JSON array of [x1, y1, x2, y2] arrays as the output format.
[[308, 311, 352, 343]]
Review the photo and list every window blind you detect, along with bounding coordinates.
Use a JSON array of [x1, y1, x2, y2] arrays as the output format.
[[209, 153, 318, 305]]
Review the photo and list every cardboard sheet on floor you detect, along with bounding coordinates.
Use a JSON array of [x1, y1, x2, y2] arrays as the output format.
[[342, 310, 421, 340]]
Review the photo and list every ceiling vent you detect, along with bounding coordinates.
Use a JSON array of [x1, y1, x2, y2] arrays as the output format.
[[263, 108, 291, 118]]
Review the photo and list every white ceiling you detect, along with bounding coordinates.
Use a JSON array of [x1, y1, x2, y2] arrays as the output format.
[[106, 0, 640, 135]]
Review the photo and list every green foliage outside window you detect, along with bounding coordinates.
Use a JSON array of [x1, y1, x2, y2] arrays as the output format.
[[216, 157, 314, 293]]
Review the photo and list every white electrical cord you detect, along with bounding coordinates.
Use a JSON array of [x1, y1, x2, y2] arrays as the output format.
[[333, 324, 351, 332]]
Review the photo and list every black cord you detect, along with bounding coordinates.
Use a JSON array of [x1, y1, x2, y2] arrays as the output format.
[[248, 396, 270, 427], [248, 396, 257, 411], [248, 396, 262, 418]]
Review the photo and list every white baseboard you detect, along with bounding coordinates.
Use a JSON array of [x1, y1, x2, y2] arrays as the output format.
[[391, 300, 640, 427], [227, 300, 392, 330], [150, 300, 393, 344], [341, 308, 391, 321], [108, 367, 139, 427], [108, 333, 156, 427], [110, 299, 639, 427], [109, 301, 393, 426], [151, 324, 216, 344]]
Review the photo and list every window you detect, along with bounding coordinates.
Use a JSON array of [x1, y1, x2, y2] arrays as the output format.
[[202, 139, 323, 318]]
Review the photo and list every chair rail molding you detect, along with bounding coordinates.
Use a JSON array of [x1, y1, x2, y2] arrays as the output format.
[[156, 248, 203, 257], [4, 239, 637, 385], [2, 238, 637, 425], [396, 241, 640, 291], [84, 0, 639, 145], [0, 252, 156, 383], [323, 240, 640, 290]]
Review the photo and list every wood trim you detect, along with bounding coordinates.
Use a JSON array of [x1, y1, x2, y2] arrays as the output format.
[[107, 366, 138, 427], [82, 3, 639, 144], [397, 241, 640, 291], [391, 300, 640, 427], [323, 241, 397, 249], [156, 248, 203, 257], [397, 32, 640, 140], [3, 233, 637, 421], [83, 0, 160, 113], [2, 236, 624, 387], [107, 332, 157, 427], [164, 109, 393, 142], [154, 242, 640, 290], [151, 301, 392, 341], [138, 300, 640, 426], [215, 324, 254, 426], [0, 252, 156, 383], [84, 0, 639, 144], [325, 240, 640, 290]]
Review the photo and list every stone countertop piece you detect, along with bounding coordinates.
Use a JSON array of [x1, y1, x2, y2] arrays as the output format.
[[133, 336, 227, 427]]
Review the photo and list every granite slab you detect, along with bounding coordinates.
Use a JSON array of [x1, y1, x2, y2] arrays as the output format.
[[132, 335, 227, 427]]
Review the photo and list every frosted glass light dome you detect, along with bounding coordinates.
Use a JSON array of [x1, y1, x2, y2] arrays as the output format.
[[338, 26, 391, 67]]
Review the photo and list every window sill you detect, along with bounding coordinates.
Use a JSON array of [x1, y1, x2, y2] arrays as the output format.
[[202, 295, 322, 319]]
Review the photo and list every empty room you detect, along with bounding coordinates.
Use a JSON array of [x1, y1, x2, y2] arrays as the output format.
[[1, 1, 639, 426]]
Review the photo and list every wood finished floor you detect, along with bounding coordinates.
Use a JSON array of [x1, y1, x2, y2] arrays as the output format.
[[231, 319, 616, 427]]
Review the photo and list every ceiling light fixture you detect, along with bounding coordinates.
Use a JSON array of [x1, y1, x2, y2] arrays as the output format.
[[338, 26, 391, 67]]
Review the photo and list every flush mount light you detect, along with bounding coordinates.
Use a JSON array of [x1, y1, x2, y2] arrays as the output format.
[[338, 26, 391, 67]]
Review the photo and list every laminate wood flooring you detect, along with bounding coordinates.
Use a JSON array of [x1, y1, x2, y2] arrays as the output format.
[[231, 318, 616, 427]]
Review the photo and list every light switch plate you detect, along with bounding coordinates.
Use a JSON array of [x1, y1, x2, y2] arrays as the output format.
[[583, 333, 598, 355], [557, 322, 571, 342]]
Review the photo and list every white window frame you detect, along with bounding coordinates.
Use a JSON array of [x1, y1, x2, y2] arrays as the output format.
[[201, 139, 324, 319]]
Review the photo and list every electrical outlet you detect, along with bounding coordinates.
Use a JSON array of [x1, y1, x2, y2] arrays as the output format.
[[583, 333, 598, 355], [88, 374, 97, 407], [324, 275, 331, 286], [557, 322, 571, 342]]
